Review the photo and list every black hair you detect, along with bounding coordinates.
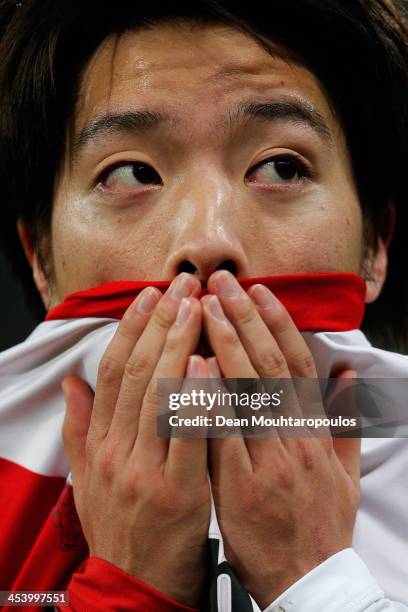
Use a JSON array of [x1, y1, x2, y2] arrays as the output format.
[[0, 0, 407, 351]]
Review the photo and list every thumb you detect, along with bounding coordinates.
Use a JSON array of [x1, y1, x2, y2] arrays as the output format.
[[61, 375, 94, 485], [332, 369, 361, 488]]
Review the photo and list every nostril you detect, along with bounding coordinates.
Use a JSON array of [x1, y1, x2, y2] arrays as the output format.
[[215, 260, 237, 276], [177, 260, 198, 275]]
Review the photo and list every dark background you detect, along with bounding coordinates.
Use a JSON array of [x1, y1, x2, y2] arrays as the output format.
[[0, 249, 37, 352]]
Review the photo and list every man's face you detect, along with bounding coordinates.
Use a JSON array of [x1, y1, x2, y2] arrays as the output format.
[[49, 22, 364, 306]]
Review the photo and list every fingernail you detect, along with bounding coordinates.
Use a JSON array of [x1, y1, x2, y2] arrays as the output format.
[[186, 355, 202, 377], [206, 295, 227, 321], [170, 273, 194, 300], [175, 297, 191, 326], [214, 271, 240, 298], [250, 284, 278, 309], [135, 287, 160, 314]]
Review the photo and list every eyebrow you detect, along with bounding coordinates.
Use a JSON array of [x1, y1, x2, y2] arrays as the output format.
[[73, 109, 174, 158], [228, 99, 333, 142], [72, 97, 332, 160]]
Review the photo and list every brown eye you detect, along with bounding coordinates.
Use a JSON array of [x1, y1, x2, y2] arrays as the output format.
[[247, 156, 308, 185], [102, 162, 162, 190], [272, 159, 299, 180]]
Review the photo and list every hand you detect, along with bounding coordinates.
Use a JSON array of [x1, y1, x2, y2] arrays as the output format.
[[61, 273, 211, 607], [201, 270, 360, 608]]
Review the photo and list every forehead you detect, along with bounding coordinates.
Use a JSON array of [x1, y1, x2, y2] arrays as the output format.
[[76, 22, 338, 135]]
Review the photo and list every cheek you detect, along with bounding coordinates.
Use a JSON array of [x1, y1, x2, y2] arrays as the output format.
[[299, 201, 363, 271], [50, 200, 172, 300], [247, 196, 363, 275]]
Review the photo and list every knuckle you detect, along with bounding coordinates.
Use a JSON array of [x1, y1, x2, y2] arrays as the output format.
[[164, 329, 181, 353], [124, 352, 152, 382], [117, 316, 140, 341], [118, 470, 141, 500], [257, 349, 287, 376], [98, 355, 123, 386], [97, 440, 120, 480], [143, 380, 162, 408], [153, 304, 174, 332], [289, 351, 316, 376], [218, 324, 240, 348], [235, 302, 256, 328], [296, 438, 317, 470], [269, 306, 291, 331]]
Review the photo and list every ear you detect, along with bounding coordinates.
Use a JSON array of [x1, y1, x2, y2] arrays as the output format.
[[17, 219, 50, 308], [364, 203, 395, 304]]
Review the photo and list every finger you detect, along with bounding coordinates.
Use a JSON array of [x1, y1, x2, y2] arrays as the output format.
[[202, 294, 285, 465], [89, 286, 161, 441], [61, 376, 94, 486], [245, 282, 320, 439], [134, 296, 203, 462], [165, 355, 209, 486], [206, 274, 308, 445], [202, 286, 301, 427], [207, 271, 292, 379], [247, 283, 318, 379], [105, 274, 201, 449], [201, 294, 258, 378], [206, 355, 242, 434], [203, 327, 253, 476]]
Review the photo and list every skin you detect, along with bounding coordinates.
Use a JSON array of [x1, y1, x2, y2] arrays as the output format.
[[19, 22, 390, 608]]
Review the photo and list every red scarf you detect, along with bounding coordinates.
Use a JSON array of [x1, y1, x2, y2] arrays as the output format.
[[46, 272, 366, 332]]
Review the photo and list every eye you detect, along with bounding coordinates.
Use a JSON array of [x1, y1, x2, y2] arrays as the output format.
[[246, 156, 309, 185], [98, 162, 162, 191]]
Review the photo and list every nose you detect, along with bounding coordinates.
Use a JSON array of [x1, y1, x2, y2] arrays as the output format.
[[169, 233, 247, 286], [164, 176, 249, 284]]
